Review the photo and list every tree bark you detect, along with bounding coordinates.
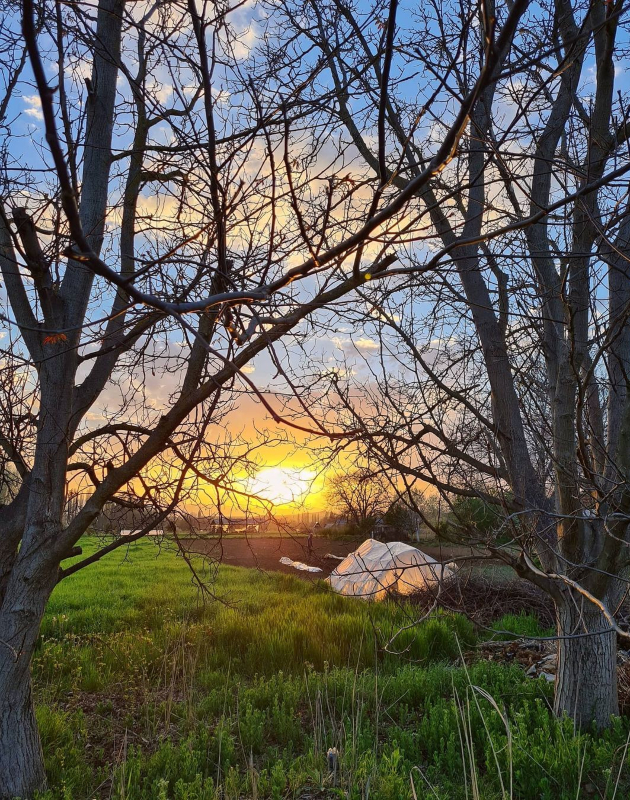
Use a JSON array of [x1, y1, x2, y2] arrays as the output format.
[[0, 556, 57, 799], [0, 392, 66, 799], [554, 599, 618, 729], [0, 651, 45, 800]]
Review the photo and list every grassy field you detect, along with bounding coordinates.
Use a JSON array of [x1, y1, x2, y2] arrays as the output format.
[[34, 538, 630, 799]]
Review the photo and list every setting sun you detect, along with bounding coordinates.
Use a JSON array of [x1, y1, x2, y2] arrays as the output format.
[[247, 467, 316, 507]]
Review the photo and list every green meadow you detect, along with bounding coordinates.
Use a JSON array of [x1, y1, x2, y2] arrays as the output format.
[[34, 538, 630, 799]]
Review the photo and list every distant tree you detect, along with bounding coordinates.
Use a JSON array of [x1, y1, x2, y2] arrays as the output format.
[[449, 495, 506, 540], [382, 501, 417, 541], [326, 469, 392, 531], [387, 491, 445, 540]]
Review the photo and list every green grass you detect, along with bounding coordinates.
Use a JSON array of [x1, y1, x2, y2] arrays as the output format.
[[33, 537, 630, 799], [490, 611, 555, 640]]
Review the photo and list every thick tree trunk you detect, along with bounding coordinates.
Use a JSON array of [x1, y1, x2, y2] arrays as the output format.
[[0, 534, 60, 797], [554, 599, 618, 729], [0, 371, 78, 797], [0, 651, 45, 799]]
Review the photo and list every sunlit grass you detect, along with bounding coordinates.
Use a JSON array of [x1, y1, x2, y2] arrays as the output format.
[[34, 537, 630, 799]]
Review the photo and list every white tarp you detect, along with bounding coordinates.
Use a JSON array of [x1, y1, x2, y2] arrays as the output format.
[[327, 539, 453, 601], [279, 557, 323, 573]]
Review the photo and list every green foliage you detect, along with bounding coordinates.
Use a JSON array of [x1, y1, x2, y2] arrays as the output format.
[[490, 612, 555, 640], [34, 538, 630, 799], [36, 706, 107, 798], [451, 495, 503, 536], [383, 502, 415, 540]]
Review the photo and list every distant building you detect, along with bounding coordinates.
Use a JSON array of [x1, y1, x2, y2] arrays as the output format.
[[372, 517, 396, 539]]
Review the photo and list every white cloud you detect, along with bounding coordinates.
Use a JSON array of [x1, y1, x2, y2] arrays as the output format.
[[355, 337, 379, 351], [230, 20, 258, 60], [22, 94, 43, 120], [146, 82, 174, 104], [212, 87, 231, 104], [331, 334, 380, 352]]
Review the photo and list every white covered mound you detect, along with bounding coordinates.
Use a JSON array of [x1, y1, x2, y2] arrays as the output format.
[[327, 539, 453, 601]]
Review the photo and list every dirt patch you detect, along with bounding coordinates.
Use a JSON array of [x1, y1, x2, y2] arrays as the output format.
[[467, 640, 630, 713], [180, 535, 480, 580], [466, 639, 554, 671], [181, 535, 363, 578]]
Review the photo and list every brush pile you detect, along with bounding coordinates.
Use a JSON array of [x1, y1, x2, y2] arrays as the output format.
[[406, 571, 555, 627]]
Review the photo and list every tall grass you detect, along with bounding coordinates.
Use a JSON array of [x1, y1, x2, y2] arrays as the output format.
[[33, 538, 630, 799]]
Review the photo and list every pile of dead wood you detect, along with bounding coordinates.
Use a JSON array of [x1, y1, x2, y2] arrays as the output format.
[[469, 639, 630, 712], [406, 571, 555, 628]]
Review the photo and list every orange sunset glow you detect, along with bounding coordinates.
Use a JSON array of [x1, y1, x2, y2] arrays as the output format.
[[245, 466, 325, 510]]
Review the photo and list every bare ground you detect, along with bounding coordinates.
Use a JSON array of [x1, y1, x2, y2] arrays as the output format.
[[180, 535, 484, 580]]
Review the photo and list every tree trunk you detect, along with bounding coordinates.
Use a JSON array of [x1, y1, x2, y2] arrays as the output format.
[[554, 599, 618, 729], [0, 652, 45, 800], [0, 541, 60, 798]]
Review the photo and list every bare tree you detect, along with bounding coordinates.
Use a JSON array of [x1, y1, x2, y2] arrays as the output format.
[[0, 0, 532, 794], [326, 467, 391, 529], [268, 0, 630, 729]]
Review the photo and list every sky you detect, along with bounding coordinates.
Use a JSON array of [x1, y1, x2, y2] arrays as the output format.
[[3, 3, 404, 511], [3, 0, 628, 515]]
